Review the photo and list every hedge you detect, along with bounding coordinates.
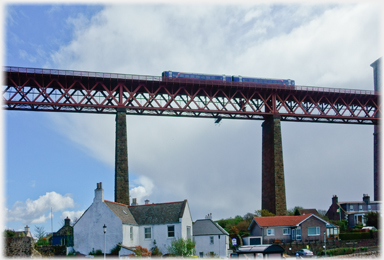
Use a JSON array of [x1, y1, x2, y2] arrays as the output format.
[[339, 232, 371, 240]]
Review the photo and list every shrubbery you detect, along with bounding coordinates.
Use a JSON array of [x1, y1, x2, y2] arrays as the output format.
[[339, 232, 371, 240]]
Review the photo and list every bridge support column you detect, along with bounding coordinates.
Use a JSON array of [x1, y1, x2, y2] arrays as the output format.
[[262, 115, 287, 216], [115, 108, 130, 205], [371, 58, 381, 201]]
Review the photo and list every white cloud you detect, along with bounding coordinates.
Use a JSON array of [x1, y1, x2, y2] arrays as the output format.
[[6, 192, 75, 224], [43, 3, 380, 220], [130, 176, 154, 204], [60, 210, 85, 223]]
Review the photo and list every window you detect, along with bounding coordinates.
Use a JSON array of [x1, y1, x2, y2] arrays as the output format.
[[350, 205, 354, 211], [187, 226, 191, 239], [168, 225, 175, 238], [296, 228, 302, 240], [267, 229, 275, 236], [368, 205, 372, 210], [144, 227, 151, 239], [283, 228, 291, 235], [359, 205, 363, 211], [130, 226, 133, 240], [210, 236, 214, 244], [308, 227, 320, 236]]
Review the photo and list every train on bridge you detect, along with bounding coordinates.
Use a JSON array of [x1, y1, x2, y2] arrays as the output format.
[[162, 71, 295, 86]]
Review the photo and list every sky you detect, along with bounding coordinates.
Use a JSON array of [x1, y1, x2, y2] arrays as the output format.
[[1, 1, 383, 238]]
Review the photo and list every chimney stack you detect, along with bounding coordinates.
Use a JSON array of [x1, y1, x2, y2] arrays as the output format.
[[363, 194, 370, 204], [332, 195, 338, 204], [94, 182, 104, 203], [145, 199, 149, 205], [65, 217, 71, 226], [205, 213, 212, 219], [132, 198, 137, 206], [25, 225, 30, 234]]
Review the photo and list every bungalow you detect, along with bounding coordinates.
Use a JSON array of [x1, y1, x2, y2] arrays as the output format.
[[248, 214, 329, 244], [73, 182, 193, 257]]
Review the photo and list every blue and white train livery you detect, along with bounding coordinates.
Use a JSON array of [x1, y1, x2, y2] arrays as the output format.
[[162, 71, 295, 86]]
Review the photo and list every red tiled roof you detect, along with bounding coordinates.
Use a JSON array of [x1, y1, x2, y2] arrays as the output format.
[[253, 214, 311, 227]]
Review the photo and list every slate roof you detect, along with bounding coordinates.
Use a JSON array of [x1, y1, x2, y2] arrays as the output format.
[[298, 209, 319, 216], [128, 200, 187, 225], [193, 219, 229, 236], [104, 200, 187, 225], [105, 200, 138, 225]]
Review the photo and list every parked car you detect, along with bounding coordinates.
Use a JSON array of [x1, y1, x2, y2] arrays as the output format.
[[296, 249, 313, 257], [362, 226, 377, 231], [229, 253, 238, 258]]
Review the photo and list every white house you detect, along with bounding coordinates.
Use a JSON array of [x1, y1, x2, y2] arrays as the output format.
[[193, 214, 230, 258], [73, 182, 193, 256]]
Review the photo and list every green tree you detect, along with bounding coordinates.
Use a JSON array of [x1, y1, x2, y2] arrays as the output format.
[[255, 209, 275, 217], [364, 211, 379, 229], [3, 229, 16, 237], [167, 238, 196, 257]]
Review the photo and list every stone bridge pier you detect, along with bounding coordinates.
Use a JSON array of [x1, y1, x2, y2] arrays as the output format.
[[262, 115, 287, 216]]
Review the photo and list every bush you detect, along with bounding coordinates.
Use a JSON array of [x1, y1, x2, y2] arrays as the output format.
[[3, 230, 16, 237], [89, 248, 103, 256], [110, 243, 121, 255], [339, 232, 371, 240], [167, 238, 196, 257]]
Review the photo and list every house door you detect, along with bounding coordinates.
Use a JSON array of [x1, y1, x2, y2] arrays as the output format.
[[292, 229, 296, 241]]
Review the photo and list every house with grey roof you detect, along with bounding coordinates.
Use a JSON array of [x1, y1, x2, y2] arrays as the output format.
[[326, 194, 381, 227], [193, 214, 230, 258], [73, 182, 193, 257]]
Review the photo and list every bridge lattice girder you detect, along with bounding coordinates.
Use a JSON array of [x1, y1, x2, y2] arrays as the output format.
[[3, 66, 380, 124]]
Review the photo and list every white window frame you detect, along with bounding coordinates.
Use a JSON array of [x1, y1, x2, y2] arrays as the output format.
[[350, 205, 354, 211], [168, 225, 175, 238], [296, 228, 302, 240], [307, 227, 320, 236], [359, 205, 363, 211], [283, 228, 291, 235], [267, 229, 275, 236], [368, 205, 372, 211], [144, 227, 151, 239]]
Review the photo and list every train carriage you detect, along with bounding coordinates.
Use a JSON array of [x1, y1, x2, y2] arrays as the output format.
[[162, 71, 295, 86]]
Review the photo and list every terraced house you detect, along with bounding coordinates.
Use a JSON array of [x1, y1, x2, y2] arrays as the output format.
[[73, 183, 193, 257]]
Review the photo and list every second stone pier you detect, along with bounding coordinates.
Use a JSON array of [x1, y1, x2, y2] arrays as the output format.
[[262, 115, 287, 216]]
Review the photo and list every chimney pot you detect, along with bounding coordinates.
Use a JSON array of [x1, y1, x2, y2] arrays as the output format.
[[145, 199, 149, 205]]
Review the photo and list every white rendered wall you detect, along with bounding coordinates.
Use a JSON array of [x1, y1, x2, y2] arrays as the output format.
[[74, 190, 123, 255], [194, 234, 229, 258], [181, 202, 193, 240], [137, 223, 182, 254], [122, 224, 140, 247]]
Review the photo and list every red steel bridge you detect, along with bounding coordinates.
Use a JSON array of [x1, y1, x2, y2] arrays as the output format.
[[3, 66, 380, 124], [3, 66, 381, 215]]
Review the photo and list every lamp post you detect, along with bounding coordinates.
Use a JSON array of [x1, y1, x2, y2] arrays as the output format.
[[323, 231, 326, 257], [103, 224, 107, 259]]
